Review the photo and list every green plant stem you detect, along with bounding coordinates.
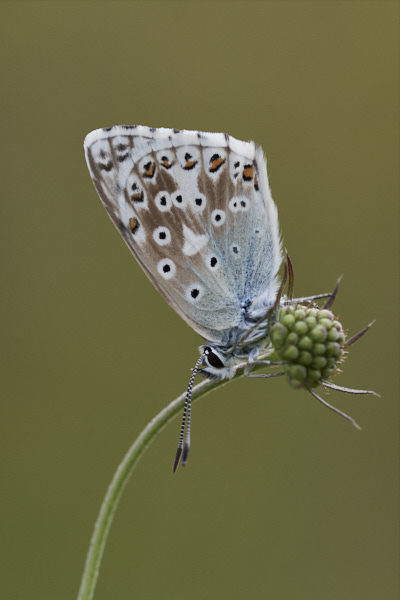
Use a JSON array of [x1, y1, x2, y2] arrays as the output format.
[[76, 367, 250, 600]]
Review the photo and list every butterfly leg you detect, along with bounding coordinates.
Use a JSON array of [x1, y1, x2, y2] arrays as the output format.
[[245, 368, 285, 379], [244, 351, 286, 379]]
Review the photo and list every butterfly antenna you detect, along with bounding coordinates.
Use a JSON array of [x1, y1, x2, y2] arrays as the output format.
[[172, 354, 205, 473]]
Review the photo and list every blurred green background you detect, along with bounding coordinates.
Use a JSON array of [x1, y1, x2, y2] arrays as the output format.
[[1, 2, 398, 599]]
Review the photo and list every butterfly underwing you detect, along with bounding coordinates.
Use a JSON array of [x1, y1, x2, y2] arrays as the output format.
[[84, 126, 282, 369]]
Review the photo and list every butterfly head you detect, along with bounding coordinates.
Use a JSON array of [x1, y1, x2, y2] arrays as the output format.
[[198, 344, 239, 380]]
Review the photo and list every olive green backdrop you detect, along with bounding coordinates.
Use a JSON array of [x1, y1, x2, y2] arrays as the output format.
[[1, 2, 398, 599]]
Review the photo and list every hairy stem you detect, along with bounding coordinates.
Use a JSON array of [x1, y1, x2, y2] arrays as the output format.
[[76, 367, 248, 600]]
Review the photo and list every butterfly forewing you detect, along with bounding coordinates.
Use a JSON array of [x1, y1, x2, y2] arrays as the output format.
[[84, 126, 281, 343]]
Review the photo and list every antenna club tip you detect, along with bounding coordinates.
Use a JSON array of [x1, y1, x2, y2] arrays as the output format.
[[172, 447, 182, 473], [182, 443, 190, 466]]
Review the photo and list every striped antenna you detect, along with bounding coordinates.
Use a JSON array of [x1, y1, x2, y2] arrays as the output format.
[[172, 353, 205, 473]]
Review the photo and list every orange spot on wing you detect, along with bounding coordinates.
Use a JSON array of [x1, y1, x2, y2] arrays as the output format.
[[243, 165, 254, 181], [128, 217, 139, 234], [209, 156, 226, 172], [161, 157, 173, 169], [131, 191, 144, 202], [184, 159, 197, 170], [143, 162, 155, 178]]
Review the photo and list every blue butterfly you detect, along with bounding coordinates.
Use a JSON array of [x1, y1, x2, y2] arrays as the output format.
[[84, 126, 374, 471]]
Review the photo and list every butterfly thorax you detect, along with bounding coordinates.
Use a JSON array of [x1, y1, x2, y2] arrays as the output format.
[[198, 304, 274, 380]]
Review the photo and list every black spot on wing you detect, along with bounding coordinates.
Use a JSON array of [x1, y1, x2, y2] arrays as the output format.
[[99, 162, 113, 172]]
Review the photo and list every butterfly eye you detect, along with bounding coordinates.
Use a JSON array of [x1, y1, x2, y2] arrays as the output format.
[[204, 347, 225, 369]]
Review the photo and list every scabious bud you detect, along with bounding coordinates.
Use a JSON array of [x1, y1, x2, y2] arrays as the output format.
[[270, 305, 346, 389]]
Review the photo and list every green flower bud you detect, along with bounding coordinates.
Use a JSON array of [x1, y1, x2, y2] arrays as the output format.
[[310, 325, 328, 343], [294, 308, 306, 321], [298, 350, 313, 366], [308, 368, 322, 384], [287, 332, 299, 345], [305, 315, 317, 329], [281, 313, 296, 329], [326, 342, 342, 358], [298, 335, 313, 350], [293, 320, 308, 335], [321, 367, 334, 379], [327, 327, 340, 342], [271, 303, 346, 389], [318, 309, 334, 320], [287, 364, 307, 380], [319, 318, 334, 330], [313, 343, 326, 355], [270, 322, 288, 347], [313, 356, 327, 369], [283, 345, 299, 361]]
